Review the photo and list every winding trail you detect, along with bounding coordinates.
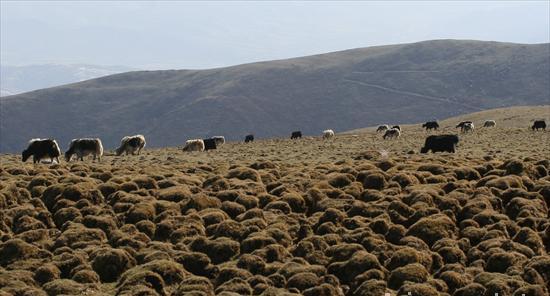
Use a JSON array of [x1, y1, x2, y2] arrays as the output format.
[[342, 78, 483, 111]]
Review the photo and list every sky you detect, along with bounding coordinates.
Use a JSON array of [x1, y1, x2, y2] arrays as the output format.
[[1, 1, 549, 70]]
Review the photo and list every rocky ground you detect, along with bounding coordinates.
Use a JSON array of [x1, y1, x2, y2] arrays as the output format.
[[1, 125, 549, 296]]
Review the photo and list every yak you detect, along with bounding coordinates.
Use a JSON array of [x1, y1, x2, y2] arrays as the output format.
[[422, 121, 439, 131], [421, 135, 459, 153], [22, 139, 61, 163]]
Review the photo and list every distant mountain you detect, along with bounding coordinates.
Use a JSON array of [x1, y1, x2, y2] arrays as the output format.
[[0, 89, 15, 97], [0, 64, 135, 96], [1, 40, 549, 152]]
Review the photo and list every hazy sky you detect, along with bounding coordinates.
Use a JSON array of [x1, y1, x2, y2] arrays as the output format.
[[1, 1, 549, 70]]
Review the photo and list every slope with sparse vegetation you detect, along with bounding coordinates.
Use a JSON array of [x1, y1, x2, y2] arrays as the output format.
[[347, 105, 550, 133], [1, 40, 549, 152]]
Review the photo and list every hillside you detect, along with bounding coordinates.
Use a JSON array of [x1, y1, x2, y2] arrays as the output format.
[[1, 122, 549, 295], [347, 105, 550, 133], [1, 40, 549, 152]]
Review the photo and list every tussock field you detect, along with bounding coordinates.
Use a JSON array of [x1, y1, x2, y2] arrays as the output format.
[[1, 122, 549, 295]]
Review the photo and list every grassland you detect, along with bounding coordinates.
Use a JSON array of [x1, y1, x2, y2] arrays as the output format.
[[1, 111, 549, 295], [348, 105, 550, 133], [3, 40, 549, 153]]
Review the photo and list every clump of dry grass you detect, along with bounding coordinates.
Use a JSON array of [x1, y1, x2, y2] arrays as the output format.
[[91, 247, 136, 282]]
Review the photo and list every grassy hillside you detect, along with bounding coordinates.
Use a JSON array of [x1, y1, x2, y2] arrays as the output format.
[[1, 40, 549, 152], [1, 123, 549, 295], [347, 105, 550, 133]]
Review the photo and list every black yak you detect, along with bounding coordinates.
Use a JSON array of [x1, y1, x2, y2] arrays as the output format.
[[420, 135, 459, 153], [245, 134, 254, 143], [203, 138, 217, 151], [422, 121, 439, 131], [65, 138, 103, 162], [22, 139, 61, 163], [291, 131, 302, 139], [532, 120, 546, 131]]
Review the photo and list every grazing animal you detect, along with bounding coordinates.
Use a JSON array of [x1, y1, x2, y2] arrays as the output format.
[[291, 131, 302, 139], [376, 125, 389, 133], [22, 139, 61, 163], [182, 139, 205, 152], [462, 122, 475, 133], [203, 138, 217, 151], [391, 125, 401, 131], [483, 120, 496, 128], [422, 121, 439, 130], [244, 134, 254, 143], [383, 128, 401, 140], [456, 121, 473, 132], [65, 138, 103, 162], [421, 134, 459, 153], [212, 136, 225, 146], [532, 120, 546, 131], [115, 135, 146, 156], [323, 129, 335, 140]]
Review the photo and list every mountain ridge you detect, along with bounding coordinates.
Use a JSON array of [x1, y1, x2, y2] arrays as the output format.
[[1, 39, 549, 152], [0, 64, 135, 97]]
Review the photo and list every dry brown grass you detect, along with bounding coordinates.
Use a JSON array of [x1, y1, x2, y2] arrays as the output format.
[[0, 121, 549, 295]]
